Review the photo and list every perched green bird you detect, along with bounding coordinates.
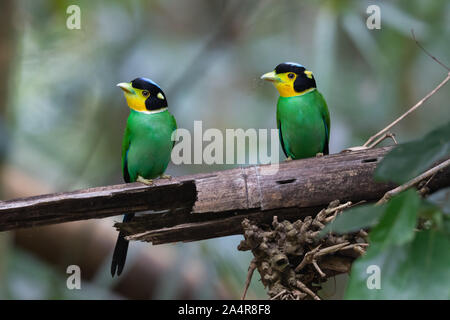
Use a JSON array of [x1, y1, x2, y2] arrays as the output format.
[[261, 62, 330, 159], [111, 77, 177, 277]]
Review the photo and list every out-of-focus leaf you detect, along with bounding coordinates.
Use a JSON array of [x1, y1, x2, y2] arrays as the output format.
[[320, 204, 385, 237], [370, 189, 420, 247], [419, 199, 445, 231], [321, 189, 420, 239], [444, 216, 450, 235], [345, 230, 450, 300], [375, 122, 450, 184], [427, 187, 450, 215]]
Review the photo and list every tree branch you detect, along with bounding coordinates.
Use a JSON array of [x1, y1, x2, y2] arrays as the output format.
[[377, 158, 450, 205], [1, 147, 449, 244]]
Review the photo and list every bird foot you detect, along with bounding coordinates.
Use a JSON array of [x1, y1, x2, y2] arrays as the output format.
[[136, 176, 154, 185], [159, 174, 172, 180], [284, 157, 293, 162], [315, 153, 324, 157]]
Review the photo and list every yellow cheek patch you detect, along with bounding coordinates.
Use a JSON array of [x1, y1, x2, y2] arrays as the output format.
[[274, 82, 299, 97], [124, 88, 148, 112], [273, 72, 298, 97], [304, 70, 313, 79]]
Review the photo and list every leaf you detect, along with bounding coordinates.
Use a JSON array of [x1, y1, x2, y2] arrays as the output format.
[[375, 122, 450, 184], [369, 189, 420, 247], [321, 189, 419, 240], [319, 204, 385, 237], [444, 216, 450, 235], [345, 230, 450, 299], [427, 187, 450, 215]]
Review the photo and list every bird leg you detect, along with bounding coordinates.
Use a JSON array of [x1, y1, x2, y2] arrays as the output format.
[[284, 157, 293, 162], [159, 174, 172, 179], [136, 176, 154, 185], [315, 152, 324, 157]]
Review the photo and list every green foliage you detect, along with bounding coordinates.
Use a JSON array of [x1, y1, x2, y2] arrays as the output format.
[[375, 121, 450, 184], [345, 230, 450, 299], [369, 190, 420, 247], [320, 204, 385, 236], [427, 187, 450, 215], [324, 122, 450, 299]]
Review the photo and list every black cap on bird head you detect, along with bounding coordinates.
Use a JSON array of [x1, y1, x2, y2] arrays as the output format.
[[117, 77, 168, 112], [261, 62, 317, 97]]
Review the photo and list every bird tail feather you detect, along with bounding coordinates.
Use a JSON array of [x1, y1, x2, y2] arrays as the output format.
[[111, 213, 134, 277]]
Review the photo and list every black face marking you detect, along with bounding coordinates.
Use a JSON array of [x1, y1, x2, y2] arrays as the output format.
[[275, 62, 317, 93], [131, 77, 168, 111]]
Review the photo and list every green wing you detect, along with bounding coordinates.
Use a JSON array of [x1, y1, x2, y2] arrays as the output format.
[[169, 112, 178, 148], [277, 119, 291, 158], [121, 125, 131, 183], [317, 91, 330, 155]]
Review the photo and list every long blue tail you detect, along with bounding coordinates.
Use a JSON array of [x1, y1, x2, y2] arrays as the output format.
[[111, 213, 134, 277]]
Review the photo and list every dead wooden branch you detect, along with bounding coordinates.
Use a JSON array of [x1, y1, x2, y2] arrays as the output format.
[[377, 158, 450, 205], [0, 181, 197, 231], [1, 147, 449, 244]]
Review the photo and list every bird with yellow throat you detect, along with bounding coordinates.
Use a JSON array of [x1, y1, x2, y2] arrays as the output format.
[[261, 62, 330, 159], [112, 77, 177, 277]]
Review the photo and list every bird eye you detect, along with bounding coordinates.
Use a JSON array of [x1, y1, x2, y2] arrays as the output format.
[[288, 73, 295, 79], [142, 91, 150, 97]]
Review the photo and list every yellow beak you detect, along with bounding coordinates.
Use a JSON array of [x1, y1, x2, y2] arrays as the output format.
[[261, 71, 280, 82], [116, 82, 135, 94]]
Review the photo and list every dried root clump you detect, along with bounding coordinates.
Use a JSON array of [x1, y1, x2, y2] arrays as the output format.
[[238, 200, 368, 300]]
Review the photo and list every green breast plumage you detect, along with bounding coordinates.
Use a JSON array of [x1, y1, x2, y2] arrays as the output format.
[[122, 109, 177, 182], [277, 89, 330, 159]]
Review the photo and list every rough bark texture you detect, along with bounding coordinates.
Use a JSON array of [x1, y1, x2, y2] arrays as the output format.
[[0, 181, 197, 231], [120, 146, 449, 244], [1, 147, 449, 242]]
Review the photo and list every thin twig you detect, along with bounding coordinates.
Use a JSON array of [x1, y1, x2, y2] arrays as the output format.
[[411, 29, 450, 71], [324, 201, 353, 215], [351, 245, 366, 256], [316, 242, 350, 256], [294, 241, 361, 274], [422, 171, 438, 189], [292, 290, 307, 300], [345, 33, 449, 152], [296, 280, 321, 300], [363, 31, 450, 148], [295, 245, 321, 272], [377, 159, 450, 205], [241, 259, 257, 300], [312, 260, 326, 278], [340, 243, 369, 250], [368, 132, 397, 149], [363, 72, 450, 148], [270, 289, 287, 300], [340, 243, 369, 256]]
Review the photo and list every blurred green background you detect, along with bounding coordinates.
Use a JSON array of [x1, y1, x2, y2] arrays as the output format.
[[0, 0, 448, 299]]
